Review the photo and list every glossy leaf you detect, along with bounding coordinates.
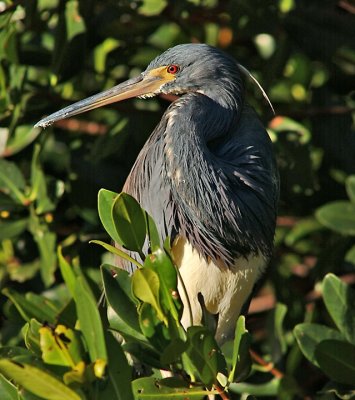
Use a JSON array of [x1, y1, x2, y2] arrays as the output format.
[[105, 331, 134, 400], [229, 316, 252, 383], [345, 244, 355, 266], [132, 268, 166, 324], [138, 0, 168, 16], [0, 346, 33, 359], [267, 302, 288, 361], [160, 338, 188, 365], [315, 340, 355, 385], [146, 212, 161, 250], [101, 264, 144, 340], [63, 361, 86, 386], [57, 246, 76, 298], [0, 359, 81, 400], [144, 248, 181, 321], [107, 306, 147, 343], [90, 240, 142, 268], [2, 288, 59, 324], [22, 319, 42, 355], [74, 276, 107, 363], [184, 326, 226, 386], [316, 201, 355, 236], [98, 189, 120, 243], [322, 273, 355, 344], [111, 192, 147, 253], [132, 376, 207, 399], [139, 303, 159, 339], [40, 325, 84, 367], [30, 144, 57, 214], [0, 159, 27, 204], [346, 175, 355, 204], [65, 0, 86, 41], [2, 125, 41, 157], [0, 373, 18, 400], [28, 211, 56, 287], [198, 293, 218, 336], [229, 377, 280, 396], [294, 323, 345, 367], [123, 342, 162, 369]]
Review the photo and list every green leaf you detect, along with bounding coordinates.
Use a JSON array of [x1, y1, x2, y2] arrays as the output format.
[[30, 144, 56, 214], [111, 193, 147, 253], [3, 125, 41, 157], [105, 331, 134, 400], [184, 326, 226, 387], [144, 248, 181, 322], [316, 201, 355, 235], [198, 293, 218, 336], [345, 244, 355, 266], [267, 302, 288, 361], [23, 319, 42, 355], [93, 38, 120, 74], [229, 316, 252, 383], [315, 340, 355, 385], [8, 260, 39, 283], [0, 159, 27, 205], [146, 212, 161, 250], [123, 342, 162, 369], [278, 376, 301, 399], [229, 377, 280, 396], [284, 218, 323, 246], [0, 359, 81, 400], [346, 175, 355, 203], [101, 264, 144, 340], [138, 0, 168, 16], [294, 323, 345, 367], [132, 376, 207, 399], [160, 338, 188, 365], [132, 268, 167, 324], [98, 189, 120, 243], [2, 288, 59, 324], [0, 218, 28, 240], [57, 246, 76, 298], [40, 325, 84, 367], [28, 210, 56, 287], [0, 346, 33, 359], [65, 0, 86, 41], [322, 273, 355, 344], [90, 240, 142, 268], [139, 302, 160, 339], [269, 116, 311, 143], [108, 307, 147, 343], [0, 373, 18, 400], [74, 276, 107, 363]]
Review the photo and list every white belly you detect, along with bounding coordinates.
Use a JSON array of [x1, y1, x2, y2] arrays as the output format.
[[172, 237, 266, 343]]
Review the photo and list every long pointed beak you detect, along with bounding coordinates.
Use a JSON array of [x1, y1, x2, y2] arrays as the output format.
[[35, 70, 168, 128]]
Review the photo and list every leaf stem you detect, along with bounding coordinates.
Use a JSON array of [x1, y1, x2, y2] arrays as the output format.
[[249, 349, 284, 379], [213, 383, 229, 400]]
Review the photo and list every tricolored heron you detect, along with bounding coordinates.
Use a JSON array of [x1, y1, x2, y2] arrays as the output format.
[[35, 44, 279, 343]]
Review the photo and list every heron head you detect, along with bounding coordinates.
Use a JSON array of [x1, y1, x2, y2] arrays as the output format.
[[142, 43, 243, 96], [34, 44, 260, 128]]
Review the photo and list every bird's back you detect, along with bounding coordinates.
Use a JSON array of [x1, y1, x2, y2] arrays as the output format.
[[122, 96, 278, 342]]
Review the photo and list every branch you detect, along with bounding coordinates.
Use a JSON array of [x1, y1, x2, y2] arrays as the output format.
[[249, 349, 284, 379], [338, 0, 355, 14]]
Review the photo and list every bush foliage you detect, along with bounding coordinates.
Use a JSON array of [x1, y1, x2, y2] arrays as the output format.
[[0, 0, 355, 399]]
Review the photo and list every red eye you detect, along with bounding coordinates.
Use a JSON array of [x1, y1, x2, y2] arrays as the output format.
[[167, 64, 180, 74]]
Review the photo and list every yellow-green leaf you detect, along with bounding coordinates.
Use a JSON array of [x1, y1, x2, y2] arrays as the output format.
[[0, 359, 81, 400]]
